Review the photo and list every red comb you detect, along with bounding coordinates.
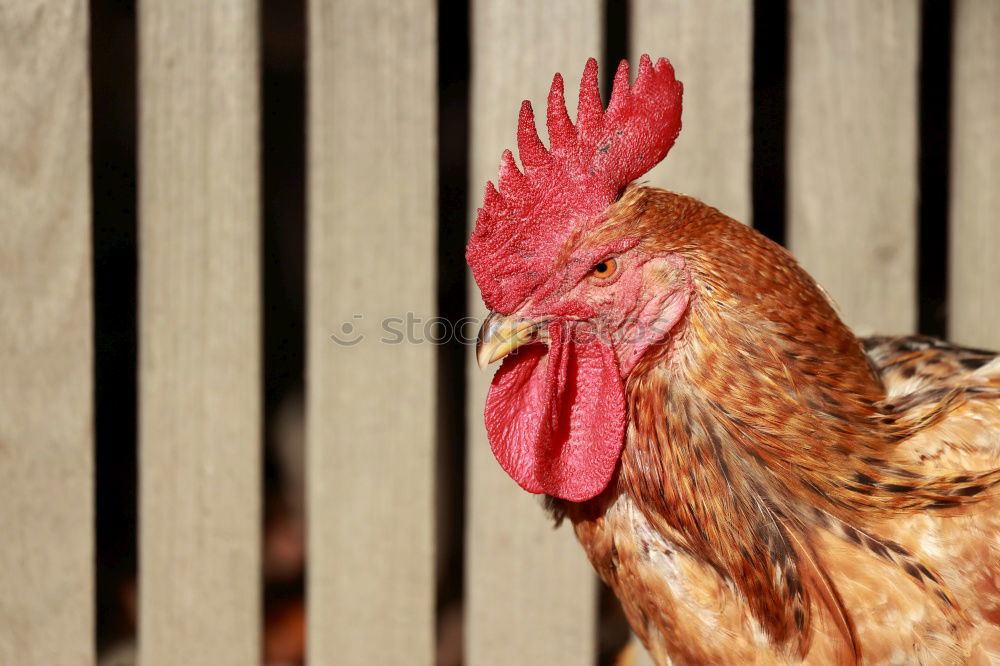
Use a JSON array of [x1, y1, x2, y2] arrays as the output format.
[[467, 55, 683, 314]]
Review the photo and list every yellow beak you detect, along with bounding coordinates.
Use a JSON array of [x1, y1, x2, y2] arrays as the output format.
[[476, 312, 548, 370]]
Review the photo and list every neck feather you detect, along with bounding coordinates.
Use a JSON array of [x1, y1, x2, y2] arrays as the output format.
[[616, 208, 955, 659]]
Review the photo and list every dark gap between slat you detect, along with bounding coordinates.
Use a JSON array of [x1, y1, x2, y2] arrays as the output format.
[[752, 0, 789, 245], [917, 0, 953, 338], [90, 0, 138, 654], [602, 0, 630, 102], [436, 0, 471, 660], [261, 0, 307, 662]]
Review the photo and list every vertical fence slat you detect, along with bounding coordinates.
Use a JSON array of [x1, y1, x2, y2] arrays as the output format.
[[138, 1, 261, 663], [631, 0, 752, 224], [466, 3, 600, 664], [306, 1, 436, 664], [949, 0, 1000, 349], [788, 0, 919, 334], [0, 2, 93, 663]]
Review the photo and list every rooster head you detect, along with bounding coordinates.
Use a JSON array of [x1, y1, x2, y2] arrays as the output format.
[[467, 56, 685, 502]]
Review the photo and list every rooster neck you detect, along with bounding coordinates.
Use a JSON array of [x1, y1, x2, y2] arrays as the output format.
[[608, 234, 977, 659], [611, 301, 880, 658], [624, 207, 969, 521], [609, 219, 900, 657], [619, 341, 823, 656], [622, 261, 901, 515]]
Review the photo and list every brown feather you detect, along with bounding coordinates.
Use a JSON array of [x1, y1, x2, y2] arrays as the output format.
[[558, 186, 1000, 664]]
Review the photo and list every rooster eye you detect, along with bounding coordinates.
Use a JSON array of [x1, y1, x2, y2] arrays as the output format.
[[591, 257, 618, 280]]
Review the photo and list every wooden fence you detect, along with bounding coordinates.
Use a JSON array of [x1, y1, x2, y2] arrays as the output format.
[[1, 0, 997, 664]]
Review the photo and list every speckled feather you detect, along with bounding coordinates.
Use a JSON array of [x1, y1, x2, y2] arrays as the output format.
[[557, 186, 1000, 665]]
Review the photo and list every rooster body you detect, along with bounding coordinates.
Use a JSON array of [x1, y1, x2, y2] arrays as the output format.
[[468, 58, 1000, 665], [558, 189, 1000, 666]]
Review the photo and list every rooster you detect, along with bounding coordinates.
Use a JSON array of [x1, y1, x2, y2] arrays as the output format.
[[467, 56, 1000, 665]]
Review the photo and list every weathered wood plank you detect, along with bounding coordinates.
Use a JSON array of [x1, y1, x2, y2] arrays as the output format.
[[631, 0, 753, 223], [306, 1, 436, 664], [949, 0, 1000, 349], [788, 0, 919, 335], [138, 1, 261, 664], [466, 3, 600, 664], [0, 2, 93, 664]]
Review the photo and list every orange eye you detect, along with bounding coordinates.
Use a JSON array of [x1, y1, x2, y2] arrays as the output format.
[[591, 257, 618, 279]]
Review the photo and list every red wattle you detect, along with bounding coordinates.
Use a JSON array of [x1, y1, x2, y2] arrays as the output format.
[[483, 321, 627, 502]]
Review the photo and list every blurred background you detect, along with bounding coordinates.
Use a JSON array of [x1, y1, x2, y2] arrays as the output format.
[[76, 0, 982, 664]]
